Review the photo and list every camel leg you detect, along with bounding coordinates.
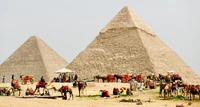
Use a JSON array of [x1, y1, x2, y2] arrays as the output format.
[[63, 92, 67, 100], [193, 94, 195, 100], [71, 93, 74, 100], [34, 88, 38, 94], [18, 89, 21, 96], [78, 89, 81, 97], [164, 89, 166, 99], [68, 93, 71, 100], [12, 89, 15, 96], [159, 89, 162, 97]]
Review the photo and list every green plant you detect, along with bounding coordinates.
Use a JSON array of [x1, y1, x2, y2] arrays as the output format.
[[171, 95, 185, 100], [120, 94, 129, 97], [156, 84, 161, 87], [0, 94, 7, 96], [87, 94, 101, 98]]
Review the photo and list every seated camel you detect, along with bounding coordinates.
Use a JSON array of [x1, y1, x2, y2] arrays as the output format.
[[25, 88, 35, 96], [0, 87, 10, 96], [144, 79, 156, 89]]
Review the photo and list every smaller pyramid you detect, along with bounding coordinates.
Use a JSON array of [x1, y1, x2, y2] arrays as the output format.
[[0, 36, 68, 82]]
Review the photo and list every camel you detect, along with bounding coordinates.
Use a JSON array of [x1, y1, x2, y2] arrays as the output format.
[[0, 87, 10, 96], [25, 87, 35, 95], [34, 79, 54, 95], [20, 75, 34, 84], [78, 81, 87, 97], [52, 85, 73, 100], [144, 79, 156, 89], [10, 79, 22, 96]]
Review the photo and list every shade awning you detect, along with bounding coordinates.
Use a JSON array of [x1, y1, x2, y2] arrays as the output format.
[[167, 70, 175, 74], [55, 68, 73, 74]]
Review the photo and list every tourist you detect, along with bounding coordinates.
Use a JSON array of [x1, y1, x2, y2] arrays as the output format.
[[11, 74, 14, 80], [2, 76, 6, 83], [40, 76, 45, 83]]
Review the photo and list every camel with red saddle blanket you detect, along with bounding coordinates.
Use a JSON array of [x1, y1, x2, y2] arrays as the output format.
[[10, 79, 22, 96], [34, 79, 54, 95], [51, 85, 73, 100], [20, 75, 34, 85]]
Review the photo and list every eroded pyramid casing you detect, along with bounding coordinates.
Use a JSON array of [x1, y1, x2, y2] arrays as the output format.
[[67, 6, 200, 84]]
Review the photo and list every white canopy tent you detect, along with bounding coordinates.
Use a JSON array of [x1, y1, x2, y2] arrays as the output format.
[[167, 70, 175, 74], [55, 68, 73, 74]]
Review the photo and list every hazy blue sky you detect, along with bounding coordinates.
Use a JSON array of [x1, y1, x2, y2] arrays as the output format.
[[1, 0, 200, 75]]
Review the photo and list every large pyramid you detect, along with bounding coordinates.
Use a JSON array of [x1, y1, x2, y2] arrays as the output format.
[[66, 6, 200, 84], [0, 36, 68, 82]]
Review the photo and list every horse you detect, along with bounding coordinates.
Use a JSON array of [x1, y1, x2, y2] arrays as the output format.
[[113, 74, 123, 82], [163, 83, 173, 99], [184, 84, 200, 100], [94, 75, 107, 83], [159, 83, 172, 99], [10, 79, 21, 96], [171, 74, 182, 82], [20, 75, 34, 84], [78, 81, 87, 97], [176, 80, 187, 96], [158, 74, 166, 82], [94, 75, 103, 82], [147, 74, 160, 83]]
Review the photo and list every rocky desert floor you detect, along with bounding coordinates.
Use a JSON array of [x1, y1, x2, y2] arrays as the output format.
[[0, 82, 200, 107]]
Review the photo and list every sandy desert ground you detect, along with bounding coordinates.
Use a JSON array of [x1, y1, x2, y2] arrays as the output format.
[[0, 82, 200, 107]]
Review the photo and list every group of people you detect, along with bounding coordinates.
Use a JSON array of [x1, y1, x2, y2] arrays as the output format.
[[53, 73, 78, 83], [129, 79, 144, 91], [99, 79, 145, 98]]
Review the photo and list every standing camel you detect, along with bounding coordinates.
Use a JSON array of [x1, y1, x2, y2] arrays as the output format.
[[78, 81, 87, 97], [52, 85, 73, 100], [10, 79, 21, 96], [20, 75, 34, 84]]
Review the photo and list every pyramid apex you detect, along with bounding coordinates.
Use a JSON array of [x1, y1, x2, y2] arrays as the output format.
[[28, 35, 43, 41], [100, 6, 155, 35], [122, 6, 130, 9], [30, 35, 40, 38]]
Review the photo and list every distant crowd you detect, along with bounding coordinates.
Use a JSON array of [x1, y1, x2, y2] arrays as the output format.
[[53, 73, 78, 83]]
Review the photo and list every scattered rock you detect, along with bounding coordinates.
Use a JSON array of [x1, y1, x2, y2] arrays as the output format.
[[188, 101, 192, 106], [176, 104, 184, 107]]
